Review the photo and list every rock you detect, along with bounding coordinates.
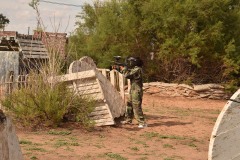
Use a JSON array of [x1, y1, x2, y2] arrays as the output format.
[[209, 96, 222, 100], [213, 90, 225, 94], [143, 82, 228, 100], [207, 84, 224, 89], [177, 84, 194, 90], [160, 83, 178, 87], [194, 84, 210, 92], [147, 82, 161, 86], [199, 94, 210, 98], [143, 83, 149, 87]]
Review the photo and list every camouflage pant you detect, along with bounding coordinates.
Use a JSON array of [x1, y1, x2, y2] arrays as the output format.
[[125, 84, 145, 124]]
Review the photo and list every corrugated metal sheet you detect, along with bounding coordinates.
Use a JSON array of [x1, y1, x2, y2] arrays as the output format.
[[0, 51, 19, 81]]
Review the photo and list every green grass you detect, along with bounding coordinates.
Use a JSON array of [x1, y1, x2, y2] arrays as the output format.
[[141, 131, 199, 150], [130, 146, 140, 151], [54, 139, 80, 148], [65, 146, 74, 152], [187, 142, 197, 148], [135, 140, 149, 148], [54, 139, 68, 148], [163, 155, 184, 160], [157, 107, 220, 120], [180, 136, 198, 148], [20, 139, 33, 145], [141, 132, 159, 139], [159, 134, 185, 140], [105, 152, 128, 160], [141, 132, 186, 140], [208, 109, 221, 115], [163, 144, 174, 149], [94, 144, 105, 149], [26, 147, 46, 152], [47, 130, 72, 136], [69, 136, 78, 141], [137, 157, 148, 160], [171, 108, 190, 116], [164, 158, 174, 160], [30, 156, 38, 160]]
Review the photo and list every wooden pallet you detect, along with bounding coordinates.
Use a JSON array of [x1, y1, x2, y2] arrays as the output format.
[[18, 39, 49, 59]]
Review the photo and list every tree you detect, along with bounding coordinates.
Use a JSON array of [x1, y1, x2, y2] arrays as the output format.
[[0, 13, 10, 31], [69, 0, 240, 88], [29, 0, 42, 31]]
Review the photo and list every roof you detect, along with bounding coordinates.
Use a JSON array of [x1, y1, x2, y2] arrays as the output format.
[[0, 31, 17, 38], [0, 30, 67, 59]]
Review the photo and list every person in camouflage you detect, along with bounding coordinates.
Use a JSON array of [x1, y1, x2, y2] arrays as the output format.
[[121, 57, 147, 128]]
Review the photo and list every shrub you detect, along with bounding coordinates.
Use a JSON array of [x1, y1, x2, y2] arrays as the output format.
[[1, 73, 96, 128]]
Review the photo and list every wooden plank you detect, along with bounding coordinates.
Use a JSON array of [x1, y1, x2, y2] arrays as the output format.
[[118, 73, 125, 100], [21, 46, 47, 52], [110, 70, 116, 87], [75, 86, 100, 92], [95, 121, 115, 126], [96, 78, 106, 103], [90, 110, 109, 116], [76, 89, 101, 95], [19, 43, 45, 48], [22, 51, 48, 55], [98, 68, 110, 73], [76, 86, 100, 92], [18, 39, 43, 44], [101, 69, 108, 78], [81, 92, 104, 100], [51, 70, 96, 82], [70, 88, 101, 96], [104, 103, 114, 122], [75, 83, 99, 91], [74, 81, 98, 87], [67, 86, 103, 100], [95, 69, 125, 118], [90, 114, 111, 120], [94, 118, 114, 123], [94, 105, 108, 111], [66, 79, 97, 88], [23, 54, 49, 59]]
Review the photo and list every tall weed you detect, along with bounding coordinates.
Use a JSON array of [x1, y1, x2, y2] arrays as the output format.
[[1, 73, 95, 128]]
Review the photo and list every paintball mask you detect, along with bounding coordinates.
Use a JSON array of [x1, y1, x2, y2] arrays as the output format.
[[127, 57, 137, 68]]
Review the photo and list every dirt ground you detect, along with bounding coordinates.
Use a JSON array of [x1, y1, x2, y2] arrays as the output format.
[[16, 93, 226, 160]]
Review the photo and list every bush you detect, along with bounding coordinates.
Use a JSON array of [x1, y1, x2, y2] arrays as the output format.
[[1, 73, 96, 128]]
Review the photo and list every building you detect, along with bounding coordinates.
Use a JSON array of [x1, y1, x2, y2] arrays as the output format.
[[0, 30, 67, 81], [33, 31, 67, 58]]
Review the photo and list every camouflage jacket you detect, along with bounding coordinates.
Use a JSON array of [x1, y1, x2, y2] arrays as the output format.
[[123, 66, 143, 89]]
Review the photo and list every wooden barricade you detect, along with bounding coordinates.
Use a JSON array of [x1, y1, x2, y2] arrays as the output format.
[[57, 56, 126, 126], [98, 69, 130, 102], [0, 56, 128, 126]]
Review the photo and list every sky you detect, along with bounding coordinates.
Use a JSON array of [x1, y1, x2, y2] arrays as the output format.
[[0, 0, 95, 35]]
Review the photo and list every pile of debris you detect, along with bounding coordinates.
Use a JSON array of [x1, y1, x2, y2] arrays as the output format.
[[143, 82, 230, 99]]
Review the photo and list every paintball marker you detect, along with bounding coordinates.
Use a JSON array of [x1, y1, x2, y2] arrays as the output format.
[[109, 56, 128, 72]]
